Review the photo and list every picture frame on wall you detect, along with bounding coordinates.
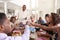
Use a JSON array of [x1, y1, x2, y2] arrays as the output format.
[[7, 9, 15, 15], [7, 9, 15, 19]]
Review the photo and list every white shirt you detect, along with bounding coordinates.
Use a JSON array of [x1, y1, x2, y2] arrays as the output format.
[[19, 10, 30, 20], [0, 25, 30, 40]]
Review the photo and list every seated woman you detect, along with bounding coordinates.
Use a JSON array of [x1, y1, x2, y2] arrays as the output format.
[[10, 16, 17, 28], [31, 13, 60, 40]]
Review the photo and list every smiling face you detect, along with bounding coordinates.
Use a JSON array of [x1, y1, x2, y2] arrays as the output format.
[[0, 13, 12, 34], [4, 19, 12, 33], [45, 14, 53, 23], [45, 16, 50, 23], [10, 17, 16, 23]]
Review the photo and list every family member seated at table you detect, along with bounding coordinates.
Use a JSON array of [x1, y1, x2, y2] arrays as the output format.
[[10, 16, 16, 24], [31, 13, 60, 40], [10, 16, 17, 28], [34, 14, 54, 40], [36, 17, 45, 24], [0, 13, 30, 40]]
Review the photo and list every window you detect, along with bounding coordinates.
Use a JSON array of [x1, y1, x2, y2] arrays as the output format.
[[31, 0, 38, 9]]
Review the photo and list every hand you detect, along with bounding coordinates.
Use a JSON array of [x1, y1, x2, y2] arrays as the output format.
[[30, 22, 35, 26], [12, 30, 21, 36]]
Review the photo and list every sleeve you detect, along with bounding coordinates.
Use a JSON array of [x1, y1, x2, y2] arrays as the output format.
[[3, 25, 30, 40], [22, 25, 30, 40]]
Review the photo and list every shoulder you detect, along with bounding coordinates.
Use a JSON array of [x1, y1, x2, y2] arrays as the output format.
[[0, 33, 7, 40], [0, 33, 7, 36]]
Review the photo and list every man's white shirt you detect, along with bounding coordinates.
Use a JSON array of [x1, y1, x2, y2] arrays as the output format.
[[19, 10, 30, 20], [0, 25, 30, 40]]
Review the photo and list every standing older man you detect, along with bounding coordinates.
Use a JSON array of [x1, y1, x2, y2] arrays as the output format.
[[20, 5, 30, 20]]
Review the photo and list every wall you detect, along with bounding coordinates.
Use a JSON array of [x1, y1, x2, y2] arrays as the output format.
[[10, 0, 57, 20], [1, 0, 60, 20], [38, 0, 55, 20], [56, 0, 60, 9]]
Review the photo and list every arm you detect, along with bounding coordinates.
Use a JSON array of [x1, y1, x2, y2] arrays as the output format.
[[22, 25, 30, 40], [31, 23, 56, 31], [5, 25, 30, 40]]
